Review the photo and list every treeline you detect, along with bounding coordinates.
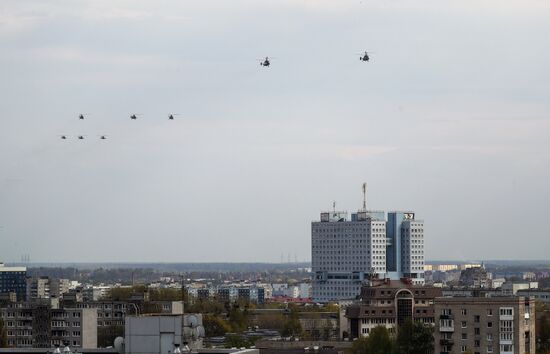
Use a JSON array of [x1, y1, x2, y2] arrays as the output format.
[[27, 267, 161, 284], [27, 267, 311, 285], [0, 317, 7, 348], [106, 286, 184, 302]]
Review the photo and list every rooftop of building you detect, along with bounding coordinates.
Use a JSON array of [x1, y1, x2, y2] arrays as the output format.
[[364, 278, 430, 289], [0, 264, 27, 272], [434, 296, 534, 304], [0, 349, 257, 354], [0, 350, 117, 354]]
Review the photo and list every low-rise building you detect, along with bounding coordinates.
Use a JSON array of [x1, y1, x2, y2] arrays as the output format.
[[345, 278, 442, 338], [501, 282, 538, 296], [299, 312, 339, 340]]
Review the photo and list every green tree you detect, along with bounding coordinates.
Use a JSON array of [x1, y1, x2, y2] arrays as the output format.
[[149, 288, 182, 301], [255, 313, 286, 330], [322, 322, 334, 341], [281, 309, 303, 338], [203, 315, 232, 337], [396, 319, 434, 354], [228, 304, 250, 332], [106, 285, 147, 301], [224, 334, 252, 349], [538, 312, 550, 354], [187, 299, 225, 315], [0, 317, 7, 348], [349, 326, 394, 354]]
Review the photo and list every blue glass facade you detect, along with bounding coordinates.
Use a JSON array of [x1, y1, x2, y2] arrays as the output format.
[[386, 212, 406, 273], [0, 269, 27, 301]]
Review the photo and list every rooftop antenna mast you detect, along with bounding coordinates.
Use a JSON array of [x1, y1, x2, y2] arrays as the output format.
[[333, 201, 336, 212], [362, 183, 367, 211]]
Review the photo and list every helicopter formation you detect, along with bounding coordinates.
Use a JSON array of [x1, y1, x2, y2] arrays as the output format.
[[60, 50, 373, 139], [259, 51, 372, 67], [59, 114, 177, 140]]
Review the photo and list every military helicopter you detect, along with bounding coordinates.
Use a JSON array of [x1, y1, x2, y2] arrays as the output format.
[[77, 135, 86, 140], [99, 135, 108, 140], [59, 135, 68, 140], [168, 114, 178, 120], [78, 114, 85, 120], [358, 51, 372, 62], [259, 57, 271, 67], [130, 114, 139, 120]]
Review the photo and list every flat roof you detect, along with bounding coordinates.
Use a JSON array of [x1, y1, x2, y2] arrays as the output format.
[[434, 296, 531, 303], [0, 267, 27, 272]]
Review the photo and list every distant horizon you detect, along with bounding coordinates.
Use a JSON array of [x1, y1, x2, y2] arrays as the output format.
[[4, 259, 550, 267]]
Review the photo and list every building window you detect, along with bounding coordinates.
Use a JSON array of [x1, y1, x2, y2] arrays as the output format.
[[461, 321, 467, 328], [487, 322, 492, 328], [462, 333, 468, 340], [475, 315, 480, 323], [487, 309, 493, 316], [499, 308, 513, 316], [461, 309, 467, 315], [461, 346, 468, 353], [475, 328, 480, 335], [500, 344, 513, 352]]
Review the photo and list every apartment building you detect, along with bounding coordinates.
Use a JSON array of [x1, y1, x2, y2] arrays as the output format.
[[215, 285, 265, 304], [70, 300, 184, 328], [434, 297, 535, 354], [0, 303, 97, 348], [26, 277, 51, 300]]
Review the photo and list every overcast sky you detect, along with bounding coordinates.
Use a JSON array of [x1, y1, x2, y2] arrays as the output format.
[[0, 0, 549, 263]]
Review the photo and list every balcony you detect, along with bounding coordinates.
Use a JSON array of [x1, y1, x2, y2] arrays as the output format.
[[440, 339, 454, 346], [439, 325, 454, 332], [439, 314, 454, 320]]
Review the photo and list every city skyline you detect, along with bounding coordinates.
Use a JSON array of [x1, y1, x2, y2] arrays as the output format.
[[1, 0, 549, 262]]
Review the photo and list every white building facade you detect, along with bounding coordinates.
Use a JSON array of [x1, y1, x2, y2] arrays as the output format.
[[312, 208, 425, 302]]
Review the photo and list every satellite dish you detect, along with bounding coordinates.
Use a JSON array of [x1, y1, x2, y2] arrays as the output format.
[[187, 315, 198, 328], [114, 337, 124, 354]]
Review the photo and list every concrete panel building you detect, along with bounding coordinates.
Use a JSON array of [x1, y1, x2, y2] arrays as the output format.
[[0, 303, 97, 348], [434, 297, 535, 354], [26, 277, 50, 300], [311, 204, 425, 302], [312, 210, 387, 302]]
